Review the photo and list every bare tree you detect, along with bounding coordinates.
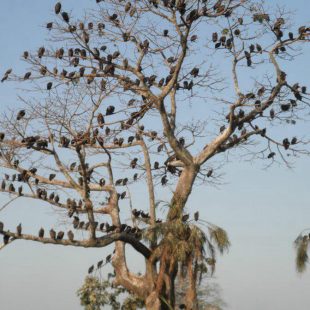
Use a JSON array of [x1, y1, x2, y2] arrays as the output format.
[[0, 0, 309, 309]]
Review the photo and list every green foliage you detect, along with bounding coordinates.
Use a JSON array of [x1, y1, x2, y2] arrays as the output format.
[[77, 276, 144, 310]]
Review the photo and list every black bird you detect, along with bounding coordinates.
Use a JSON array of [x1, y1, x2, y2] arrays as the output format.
[[1, 68, 12, 82], [61, 12, 69, 23], [106, 105, 115, 115], [97, 260, 103, 268], [267, 152, 276, 159], [0, 132, 5, 141], [67, 230, 74, 241], [49, 174, 56, 181], [8, 184, 15, 192], [1, 180, 5, 190], [133, 173, 138, 181], [57, 231, 64, 240], [38, 228, 44, 238], [161, 175, 167, 186], [18, 186, 23, 196], [47, 82, 53, 90], [194, 211, 199, 221], [47, 22, 53, 30], [55, 2, 61, 14], [50, 229, 56, 240], [73, 217, 79, 229], [106, 254, 112, 263], [17, 110, 26, 120], [207, 169, 213, 178], [88, 265, 94, 274], [130, 158, 138, 168], [24, 72, 31, 80], [0, 221, 3, 232], [3, 234, 9, 245], [154, 161, 159, 169], [16, 223, 22, 236], [182, 214, 189, 222]]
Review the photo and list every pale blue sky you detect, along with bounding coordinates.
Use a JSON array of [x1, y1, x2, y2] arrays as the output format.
[[0, 1, 310, 310]]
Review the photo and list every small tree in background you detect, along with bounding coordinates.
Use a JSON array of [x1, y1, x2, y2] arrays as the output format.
[[0, 0, 309, 308]]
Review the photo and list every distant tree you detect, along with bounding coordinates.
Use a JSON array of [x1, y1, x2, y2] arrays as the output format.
[[0, 0, 309, 309]]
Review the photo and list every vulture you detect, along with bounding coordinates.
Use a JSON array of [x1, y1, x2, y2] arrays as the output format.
[[194, 211, 199, 221], [1, 68, 12, 82], [50, 229, 56, 240], [106, 254, 112, 263], [18, 186, 23, 196], [88, 265, 94, 274], [24, 72, 31, 80], [212, 32, 218, 43], [70, 162, 76, 171], [125, 2, 131, 12], [130, 158, 138, 169], [97, 113, 104, 128], [161, 175, 167, 186], [57, 231, 64, 240], [128, 136, 134, 144], [55, 2, 61, 14], [283, 138, 290, 150], [16, 223, 22, 236], [38, 228, 45, 238], [106, 105, 115, 115], [8, 184, 15, 192], [67, 230, 74, 241], [47, 22, 53, 30], [190, 35, 198, 42], [49, 174, 56, 181], [61, 12, 70, 23], [182, 214, 189, 222], [3, 234, 9, 245], [257, 86, 265, 97], [291, 137, 298, 145], [190, 68, 199, 77], [79, 67, 85, 77], [73, 217, 79, 229], [38, 47, 45, 58], [115, 179, 123, 186], [47, 82, 53, 90], [207, 169, 213, 178]]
